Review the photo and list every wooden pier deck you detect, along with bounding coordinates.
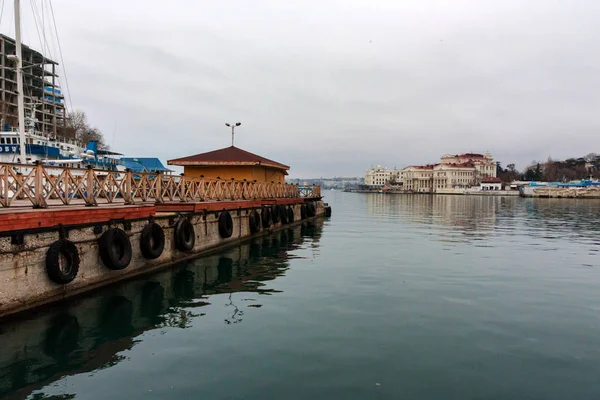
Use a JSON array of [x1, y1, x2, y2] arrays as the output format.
[[0, 197, 310, 233], [0, 203, 156, 233]]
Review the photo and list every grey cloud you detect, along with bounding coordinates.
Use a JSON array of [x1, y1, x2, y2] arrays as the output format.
[[26, 0, 600, 177]]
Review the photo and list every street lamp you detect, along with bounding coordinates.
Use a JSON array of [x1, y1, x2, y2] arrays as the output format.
[[225, 122, 241, 147]]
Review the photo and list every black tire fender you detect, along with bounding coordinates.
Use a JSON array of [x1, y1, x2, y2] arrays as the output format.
[[271, 205, 281, 224], [280, 205, 289, 224], [287, 206, 294, 223], [140, 222, 165, 259], [99, 228, 132, 270], [261, 206, 272, 228], [306, 202, 317, 217], [174, 218, 195, 251], [249, 210, 261, 234], [46, 239, 80, 284], [300, 204, 307, 220], [219, 210, 234, 238]]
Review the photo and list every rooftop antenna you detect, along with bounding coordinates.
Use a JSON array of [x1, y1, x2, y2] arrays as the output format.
[[225, 122, 241, 146]]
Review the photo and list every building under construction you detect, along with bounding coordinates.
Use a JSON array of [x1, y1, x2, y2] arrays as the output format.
[[0, 34, 66, 137]]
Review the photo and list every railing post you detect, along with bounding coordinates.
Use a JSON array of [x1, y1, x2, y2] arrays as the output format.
[[33, 161, 47, 208], [124, 169, 133, 204], [85, 165, 97, 206], [16, 172, 24, 200], [179, 175, 186, 202], [214, 177, 220, 201], [155, 171, 163, 203]]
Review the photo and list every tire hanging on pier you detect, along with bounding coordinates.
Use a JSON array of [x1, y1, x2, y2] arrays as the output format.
[[300, 204, 307, 220], [99, 228, 133, 270], [280, 205, 289, 224], [174, 218, 195, 252], [287, 206, 294, 223], [261, 206, 272, 228], [271, 205, 281, 224], [219, 210, 234, 238], [140, 222, 165, 259], [306, 201, 317, 218], [249, 210, 261, 234], [46, 239, 80, 284]]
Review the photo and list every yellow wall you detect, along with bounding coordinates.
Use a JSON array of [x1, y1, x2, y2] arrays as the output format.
[[251, 166, 286, 184], [183, 165, 285, 183]]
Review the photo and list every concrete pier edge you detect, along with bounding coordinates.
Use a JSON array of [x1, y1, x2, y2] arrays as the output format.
[[0, 199, 328, 319]]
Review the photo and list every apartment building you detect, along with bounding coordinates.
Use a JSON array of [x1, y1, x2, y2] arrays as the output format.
[[365, 165, 400, 187], [0, 34, 66, 136]]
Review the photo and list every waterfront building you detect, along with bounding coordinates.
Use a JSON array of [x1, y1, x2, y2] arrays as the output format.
[[402, 153, 497, 193], [401, 165, 434, 192], [168, 145, 289, 183], [440, 153, 497, 180], [365, 165, 400, 187]]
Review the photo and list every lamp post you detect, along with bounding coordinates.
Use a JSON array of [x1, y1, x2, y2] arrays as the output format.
[[225, 122, 241, 146]]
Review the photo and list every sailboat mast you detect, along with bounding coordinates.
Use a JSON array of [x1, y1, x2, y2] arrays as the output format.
[[14, 0, 27, 164]]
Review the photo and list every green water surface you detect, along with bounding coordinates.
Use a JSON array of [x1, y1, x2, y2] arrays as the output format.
[[2, 193, 600, 399]]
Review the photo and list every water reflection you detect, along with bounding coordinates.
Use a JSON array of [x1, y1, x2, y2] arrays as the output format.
[[0, 221, 323, 399], [366, 193, 499, 226], [363, 193, 600, 243]]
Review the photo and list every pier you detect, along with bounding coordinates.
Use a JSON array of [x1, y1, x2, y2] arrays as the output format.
[[0, 163, 327, 319]]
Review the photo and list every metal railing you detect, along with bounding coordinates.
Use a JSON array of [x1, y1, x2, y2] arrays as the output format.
[[299, 185, 321, 198], [0, 163, 321, 208]]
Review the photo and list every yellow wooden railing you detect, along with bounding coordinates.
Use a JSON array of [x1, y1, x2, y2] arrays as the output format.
[[0, 163, 321, 208]]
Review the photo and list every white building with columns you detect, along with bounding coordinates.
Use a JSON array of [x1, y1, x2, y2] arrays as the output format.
[[402, 152, 497, 193]]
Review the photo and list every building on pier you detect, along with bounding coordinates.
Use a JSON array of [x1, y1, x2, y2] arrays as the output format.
[[167, 146, 290, 183]]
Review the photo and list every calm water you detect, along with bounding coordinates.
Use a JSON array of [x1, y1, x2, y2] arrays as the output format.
[[2, 193, 600, 400]]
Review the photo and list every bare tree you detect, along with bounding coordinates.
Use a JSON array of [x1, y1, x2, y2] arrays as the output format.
[[584, 153, 598, 162], [544, 157, 558, 182], [61, 109, 107, 148]]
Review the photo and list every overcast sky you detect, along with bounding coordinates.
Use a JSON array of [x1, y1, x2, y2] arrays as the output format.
[[4, 0, 599, 177]]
